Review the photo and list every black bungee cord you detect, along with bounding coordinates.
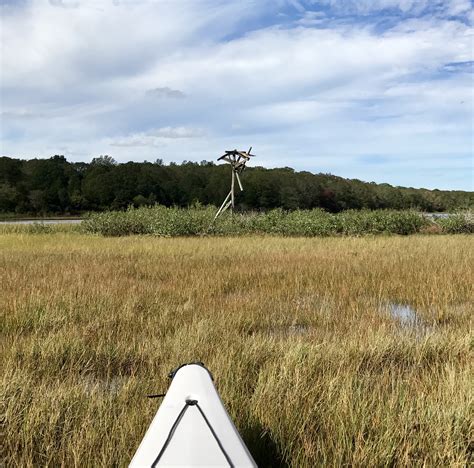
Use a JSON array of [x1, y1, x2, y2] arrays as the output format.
[[150, 398, 234, 468]]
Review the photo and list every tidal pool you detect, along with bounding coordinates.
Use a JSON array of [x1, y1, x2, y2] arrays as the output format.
[[385, 302, 431, 336], [0, 218, 82, 224]]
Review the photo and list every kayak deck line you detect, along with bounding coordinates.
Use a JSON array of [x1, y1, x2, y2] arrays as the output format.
[[151, 398, 234, 468], [130, 363, 257, 468]]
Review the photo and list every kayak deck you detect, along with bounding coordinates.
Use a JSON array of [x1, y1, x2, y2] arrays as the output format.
[[130, 363, 256, 467]]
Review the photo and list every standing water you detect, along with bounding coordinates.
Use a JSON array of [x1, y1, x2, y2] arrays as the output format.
[[0, 218, 82, 224], [389, 303, 418, 326], [385, 302, 431, 336]]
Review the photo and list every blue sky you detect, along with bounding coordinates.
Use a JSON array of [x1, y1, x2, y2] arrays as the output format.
[[1, 0, 473, 190]]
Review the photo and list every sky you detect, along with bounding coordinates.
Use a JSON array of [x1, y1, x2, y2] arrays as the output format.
[[0, 0, 473, 190]]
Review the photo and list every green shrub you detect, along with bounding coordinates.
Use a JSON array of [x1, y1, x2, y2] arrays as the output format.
[[82, 206, 446, 237], [435, 213, 474, 234], [335, 210, 428, 236]]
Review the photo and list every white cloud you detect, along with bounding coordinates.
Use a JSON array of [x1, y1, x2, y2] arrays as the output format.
[[0, 109, 45, 119], [149, 127, 205, 139], [109, 126, 205, 147], [312, 0, 432, 15], [48, 0, 79, 8], [145, 87, 186, 99], [445, 0, 472, 15], [109, 134, 162, 148], [0, 0, 472, 189]]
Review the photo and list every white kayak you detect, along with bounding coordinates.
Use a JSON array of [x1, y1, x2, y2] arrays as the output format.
[[130, 363, 257, 467]]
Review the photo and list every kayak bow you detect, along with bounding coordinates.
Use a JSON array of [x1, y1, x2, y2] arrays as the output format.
[[130, 363, 257, 467]]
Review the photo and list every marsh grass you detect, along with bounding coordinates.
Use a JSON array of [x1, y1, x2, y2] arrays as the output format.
[[1, 234, 473, 466], [80, 206, 474, 237], [0, 222, 82, 235]]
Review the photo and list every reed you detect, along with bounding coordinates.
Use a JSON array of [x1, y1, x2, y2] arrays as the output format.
[[81, 206, 473, 237], [1, 233, 472, 466]]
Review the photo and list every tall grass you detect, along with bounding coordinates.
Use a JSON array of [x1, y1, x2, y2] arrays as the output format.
[[1, 233, 472, 466], [0, 222, 82, 235], [81, 205, 474, 237]]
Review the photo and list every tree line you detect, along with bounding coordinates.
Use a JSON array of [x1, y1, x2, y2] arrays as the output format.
[[0, 155, 472, 215]]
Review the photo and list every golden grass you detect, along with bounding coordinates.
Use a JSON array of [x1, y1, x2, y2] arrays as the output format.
[[1, 233, 473, 467]]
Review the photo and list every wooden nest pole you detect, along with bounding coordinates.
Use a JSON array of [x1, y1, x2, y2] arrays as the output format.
[[213, 147, 255, 221]]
